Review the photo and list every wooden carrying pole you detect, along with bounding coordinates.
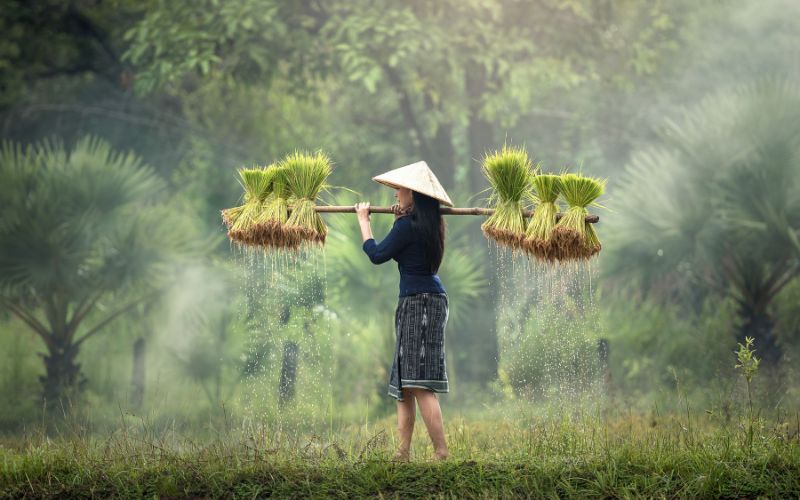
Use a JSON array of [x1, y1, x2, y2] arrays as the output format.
[[311, 206, 600, 223]]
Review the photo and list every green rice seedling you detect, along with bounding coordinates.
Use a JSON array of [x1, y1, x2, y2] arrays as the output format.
[[227, 166, 275, 246], [480, 144, 533, 251], [552, 173, 605, 260], [523, 173, 562, 261], [221, 205, 243, 230], [253, 164, 299, 249], [282, 150, 333, 247]]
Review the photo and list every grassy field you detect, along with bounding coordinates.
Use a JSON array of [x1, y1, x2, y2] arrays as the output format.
[[2, 409, 799, 498]]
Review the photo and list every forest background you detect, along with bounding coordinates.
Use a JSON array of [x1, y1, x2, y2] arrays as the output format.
[[1, 0, 799, 432]]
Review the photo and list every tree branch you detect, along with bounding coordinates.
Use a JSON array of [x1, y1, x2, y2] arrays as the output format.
[[0, 299, 54, 350], [65, 5, 122, 77], [764, 266, 799, 306], [74, 291, 162, 347], [65, 290, 105, 342], [761, 259, 790, 296]]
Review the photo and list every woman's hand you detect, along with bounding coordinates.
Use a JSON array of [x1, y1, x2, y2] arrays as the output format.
[[355, 201, 371, 222]]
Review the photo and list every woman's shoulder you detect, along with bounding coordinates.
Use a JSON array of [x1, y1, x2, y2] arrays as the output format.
[[394, 214, 413, 226], [392, 215, 415, 239]]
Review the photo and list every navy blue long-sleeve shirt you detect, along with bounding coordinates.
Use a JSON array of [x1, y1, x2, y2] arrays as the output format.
[[362, 215, 446, 297]]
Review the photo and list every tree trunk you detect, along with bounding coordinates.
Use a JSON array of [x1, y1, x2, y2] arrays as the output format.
[[39, 340, 85, 408], [737, 304, 786, 405], [466, 61, 495, 195], [131, 337, 146, 410], [463, 61, 500, 384], [430, 122, 456, 191], [278, 341, 299, 405], [597, 338, 612, 397]]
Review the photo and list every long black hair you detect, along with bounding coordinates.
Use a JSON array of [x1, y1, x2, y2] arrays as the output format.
[[410, 190, 446, 273]]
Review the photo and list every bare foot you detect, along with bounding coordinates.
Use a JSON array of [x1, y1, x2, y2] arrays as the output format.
[[392, 449, 410, 462], [432, 449, 449, 461]]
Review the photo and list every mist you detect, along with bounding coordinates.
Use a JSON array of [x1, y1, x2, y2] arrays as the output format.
[[1, 0, 799, 496]]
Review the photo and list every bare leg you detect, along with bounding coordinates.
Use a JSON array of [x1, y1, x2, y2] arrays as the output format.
[[411, 389, 448, 459], [394, 389, 416, 460]]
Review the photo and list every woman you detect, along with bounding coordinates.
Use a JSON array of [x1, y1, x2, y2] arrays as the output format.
[[354, 160, 453, 462]]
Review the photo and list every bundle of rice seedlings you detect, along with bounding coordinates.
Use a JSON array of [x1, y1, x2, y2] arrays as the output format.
[[221, 205, 243, 229], [226, 166, 275, 246], [282, 150, 332, 247], [523, 173, 562, 261], [480, 144, 533, 250], [551, 173, 605, 260], [253, 164, 299, 249]]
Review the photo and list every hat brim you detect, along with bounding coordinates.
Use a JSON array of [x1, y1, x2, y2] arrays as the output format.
[[373, 178, 454, 207]]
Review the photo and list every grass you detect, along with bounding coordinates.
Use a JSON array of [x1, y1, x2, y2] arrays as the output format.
[[2, 411, 798, 498]]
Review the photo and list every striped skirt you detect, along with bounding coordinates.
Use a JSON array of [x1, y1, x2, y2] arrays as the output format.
[[388, 293, 449, 402]]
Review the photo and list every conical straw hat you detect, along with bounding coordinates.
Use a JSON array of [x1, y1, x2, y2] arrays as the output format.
[[372, 161, 454, 207]]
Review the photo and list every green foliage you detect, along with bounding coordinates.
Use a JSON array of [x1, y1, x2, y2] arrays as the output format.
[[0, 320, 41, 429], [167, 269, 248, 409], [773, 278, 800, 360], [4, 0, 800, 435], [736, 336, 760, 385], [602, 293, 738, 401], [605, 79, 800, 365], [736, 336, 761, 449], [123, 0, 308, 95], [0, 136, 164, 296], [0, 1, 143, 105], [121, 0, 691, 197], [0, 135, 208, 402]]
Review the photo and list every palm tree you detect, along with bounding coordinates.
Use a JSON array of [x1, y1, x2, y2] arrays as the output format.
[[605, 79, 800, 368], [0, 136, 205, 405]]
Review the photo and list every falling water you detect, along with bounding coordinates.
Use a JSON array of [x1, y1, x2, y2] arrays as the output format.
[[493, 245, 605, 418], [232, 243, 335, 442]]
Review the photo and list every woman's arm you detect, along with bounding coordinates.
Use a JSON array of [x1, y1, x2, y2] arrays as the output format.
[[355, 201, 373, 242], [357, 201, 411, 264]]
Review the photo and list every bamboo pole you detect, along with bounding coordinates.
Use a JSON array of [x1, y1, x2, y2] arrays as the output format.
[[309, 205, 600, 223]]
